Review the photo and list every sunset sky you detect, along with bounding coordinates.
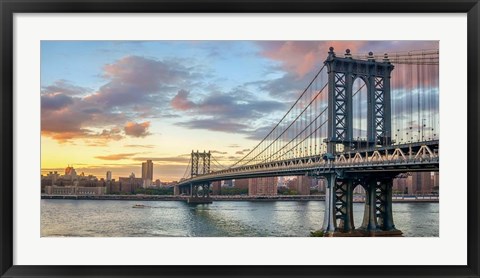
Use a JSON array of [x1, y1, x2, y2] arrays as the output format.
[[41, 40, 439, 181]]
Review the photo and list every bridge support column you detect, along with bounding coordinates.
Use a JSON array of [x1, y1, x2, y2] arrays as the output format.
[[187, 183, 212, 204], [359, 177, 402, 236], [336, 179, 355, 233], [376, 179, 398, 232], [322, 174, 355, 236], [174, 185, 180, 196], [360, 180, 379, 234], [322, 174, 337, 235]]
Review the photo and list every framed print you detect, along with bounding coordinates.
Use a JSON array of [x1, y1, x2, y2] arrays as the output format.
[[1, 0, 479, 277]]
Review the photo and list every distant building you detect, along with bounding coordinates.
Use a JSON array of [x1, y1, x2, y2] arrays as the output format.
[[287, 176, 311, 195], [45, 186, 105, 195], [317, 178, 327, 193], [142, 160, 153, 187], [222, 180, 233, 187], [212, 181, 221, 195], [64, 165, 77, 181], [106, 171, 112, 181], [432, 172, 439, 193], [277, 177, 287, 188], [234, 179, 249, 190], [115, 173, 143, 194], [248, 177, 278, 196], [296, 176, 311, 195], [393, 176, 409, 194], [392, 172, 437, 194]]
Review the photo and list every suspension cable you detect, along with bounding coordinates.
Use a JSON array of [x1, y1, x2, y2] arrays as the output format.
[[230, 64, 327, 168]]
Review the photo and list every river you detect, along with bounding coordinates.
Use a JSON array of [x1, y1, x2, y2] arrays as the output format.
[[41, 199, 439, 237]]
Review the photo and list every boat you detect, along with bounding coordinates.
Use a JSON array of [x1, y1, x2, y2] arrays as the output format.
[[132, 204, 146, 208]]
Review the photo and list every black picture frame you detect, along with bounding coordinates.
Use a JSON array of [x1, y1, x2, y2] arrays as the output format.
[[1, 1, 479, 277]]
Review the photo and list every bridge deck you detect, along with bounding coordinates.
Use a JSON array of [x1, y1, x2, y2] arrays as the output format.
[[178, 141, 439, 186]]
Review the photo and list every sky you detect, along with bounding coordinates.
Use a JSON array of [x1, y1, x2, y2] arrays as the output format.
[[41, 40, 439, 181]]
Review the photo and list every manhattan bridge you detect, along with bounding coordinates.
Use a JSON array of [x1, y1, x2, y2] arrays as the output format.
[[175, 47, 439, 237]]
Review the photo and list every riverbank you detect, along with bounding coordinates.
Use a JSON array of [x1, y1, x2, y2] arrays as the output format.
[[41, 194, 438, 203]]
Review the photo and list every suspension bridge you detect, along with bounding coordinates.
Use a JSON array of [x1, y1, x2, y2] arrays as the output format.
[[175, 47, 439, 236]]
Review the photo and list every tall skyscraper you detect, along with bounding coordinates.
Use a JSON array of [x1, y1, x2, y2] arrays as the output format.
[[141, 160, 153, 187], [106, 171, 112, 181]]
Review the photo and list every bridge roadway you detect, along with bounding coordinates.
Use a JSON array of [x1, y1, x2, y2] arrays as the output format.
[[178, 140, 439, 187]]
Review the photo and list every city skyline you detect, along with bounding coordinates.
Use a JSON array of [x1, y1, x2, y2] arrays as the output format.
[[41, 40, 439, 181]]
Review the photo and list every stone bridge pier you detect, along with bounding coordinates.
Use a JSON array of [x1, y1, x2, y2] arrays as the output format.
[[322, 173, 402, 237]]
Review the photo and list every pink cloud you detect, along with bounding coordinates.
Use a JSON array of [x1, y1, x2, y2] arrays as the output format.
[[259, 41, 368, 77], [171, 89, 195, 110], [124, 121, 151, 137], [257, 41, 438, 78]]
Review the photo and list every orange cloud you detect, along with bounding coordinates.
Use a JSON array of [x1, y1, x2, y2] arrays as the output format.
[[124, 121, 151, 137], [95, 153, 137, 160]]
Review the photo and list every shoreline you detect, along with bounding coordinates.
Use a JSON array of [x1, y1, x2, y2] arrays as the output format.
[[41, 194, 439, 203]]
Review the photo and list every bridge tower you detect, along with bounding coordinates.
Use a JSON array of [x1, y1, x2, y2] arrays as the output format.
[[187, 150, 212, 204], [324, 47, 394, 154], [321, 47, 400, 236], [191, 150, 211, 177]]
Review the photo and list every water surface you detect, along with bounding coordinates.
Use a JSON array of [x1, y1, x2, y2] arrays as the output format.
[[41, 200, 439, 237]]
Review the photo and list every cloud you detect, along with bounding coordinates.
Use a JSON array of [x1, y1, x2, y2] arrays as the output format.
[[211, 150, 228, 155], [41, 93, 127, 142], [256, 41, 438, 78], [235, 148, 251, 155], [41, 80, 92, 96], [42, 55, 205, 143], [95, 153, 137, 160], [177, 118, 250, 133], [124, 144, 156, 149], [172, 88, 286, 135], [86, 55, 201, 109], [124, 121, 151, 137], [41, 93, 74, 110], [132, 156, 189, 164], [257, 41, 368, 78], [171, 89, 195, 110]]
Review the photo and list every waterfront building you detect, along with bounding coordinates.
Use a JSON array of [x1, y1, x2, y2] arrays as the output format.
[[317, 178, 326, 193], [277, 177, 287, 188], [286, 176, 310, 195], [212, 181, 221, 195], [432, 172, 439, 193], [248, 177, 278, 196], [393, 176, 409, 194], [396, 172, 437, 194], [234, 179, 249, 190], [296, 176, 311, 195], [116, 173, 143, 194], [106, 171, 112, 181], [412, 172, 434, 194], [222, 180, 233, 187], [44, 185, 106, 195]]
